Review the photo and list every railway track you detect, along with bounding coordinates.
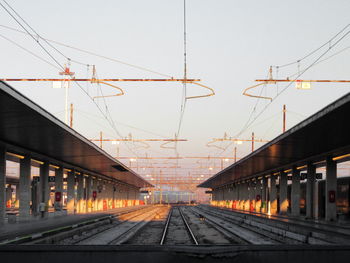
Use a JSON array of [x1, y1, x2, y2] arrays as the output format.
[[160, 206, 198, 245]]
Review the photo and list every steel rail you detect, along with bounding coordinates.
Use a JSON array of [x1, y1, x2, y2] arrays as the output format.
[[178, 207, 199, 245], [159, 207, 173, 245]]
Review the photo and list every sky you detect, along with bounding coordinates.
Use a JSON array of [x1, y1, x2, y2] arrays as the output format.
[[1, 0, 350, 197]]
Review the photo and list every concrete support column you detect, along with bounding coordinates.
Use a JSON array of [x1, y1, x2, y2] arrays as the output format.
[[112, 184, 116, 209], [107, 183, 112, 209], [39, 161, 50, 218], [97, 180, 103, 210], [66, 170, 75, 214], [244, 183, 249, 211], [291, 167, 300, 217], [262, 177, 267, 213], [270, 174, 277, 215], [306, 163, 316, 219], [314, 180, 319, 219], [54, 167, 63, 212], [248, 182, 253, 212], [19, 155, 31, 222], [92, 178, 98, 211], [255, 179, 262, 212], [135, 187, 140, 201], [252, 181, 257, 211], [85, 176, 92, 213], [76, 174, 84, 213], [326, 157, 337, 221], [238, 184, 242, 209], [279, 171, 288, 214], [0, 146, 6, 225]]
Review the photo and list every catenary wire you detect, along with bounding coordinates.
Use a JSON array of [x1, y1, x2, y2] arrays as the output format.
[[0, 24, 173, 78]]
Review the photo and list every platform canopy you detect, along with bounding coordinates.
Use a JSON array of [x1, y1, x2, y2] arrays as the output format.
[[0, 81, 152, 188], [199, 92, 350, 189]]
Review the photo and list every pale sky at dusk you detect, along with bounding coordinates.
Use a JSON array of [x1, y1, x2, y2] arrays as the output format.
[[1, 0, 350, 187]]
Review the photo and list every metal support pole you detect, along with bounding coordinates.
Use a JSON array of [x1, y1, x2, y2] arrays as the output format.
[[70, 103, 73, 128], [234, 147, 237, 163], [251, 132, 255, 152]]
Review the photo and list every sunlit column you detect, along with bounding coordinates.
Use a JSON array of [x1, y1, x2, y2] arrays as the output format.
[[0, 146, 6, 225], [270, 174, 277, 215], [261, 176, 267, 213], [279, 171, 288, 214], [76, 174, 84, 213], [97, 180, 103, 210], [250, 180, 256, 212], [66, 170, 75, 214], [19, 155, 31, 222], [39, 161, 50, 218], [85, 176, 92, 213], [326, 157, 337, 221], [248, 181, 253, 212], [244, 182, 249, 211], [291, 167, 300, 217], [92, 178, 98, 211], [55, 167, 63, 214], [112, 184, 116, 209], [55, 166, 63, 213], [255, 179, 262, 212], [306, 163, 316, 219]]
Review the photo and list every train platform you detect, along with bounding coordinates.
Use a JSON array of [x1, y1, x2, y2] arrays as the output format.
[[202, 205, 350, 242], [0, 205, 148, 243]]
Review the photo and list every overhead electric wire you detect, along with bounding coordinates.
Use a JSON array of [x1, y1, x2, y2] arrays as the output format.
[[273, 23, 350, 69], [0, 32, 61, 70], [285, 44, 350, 79], [0, 24, 173, 78], [1, 1, 89, 67], [0, 0, 141, 160]]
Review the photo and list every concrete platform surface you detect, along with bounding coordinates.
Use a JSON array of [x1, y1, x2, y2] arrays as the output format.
[[0, 206, 148, 243]]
